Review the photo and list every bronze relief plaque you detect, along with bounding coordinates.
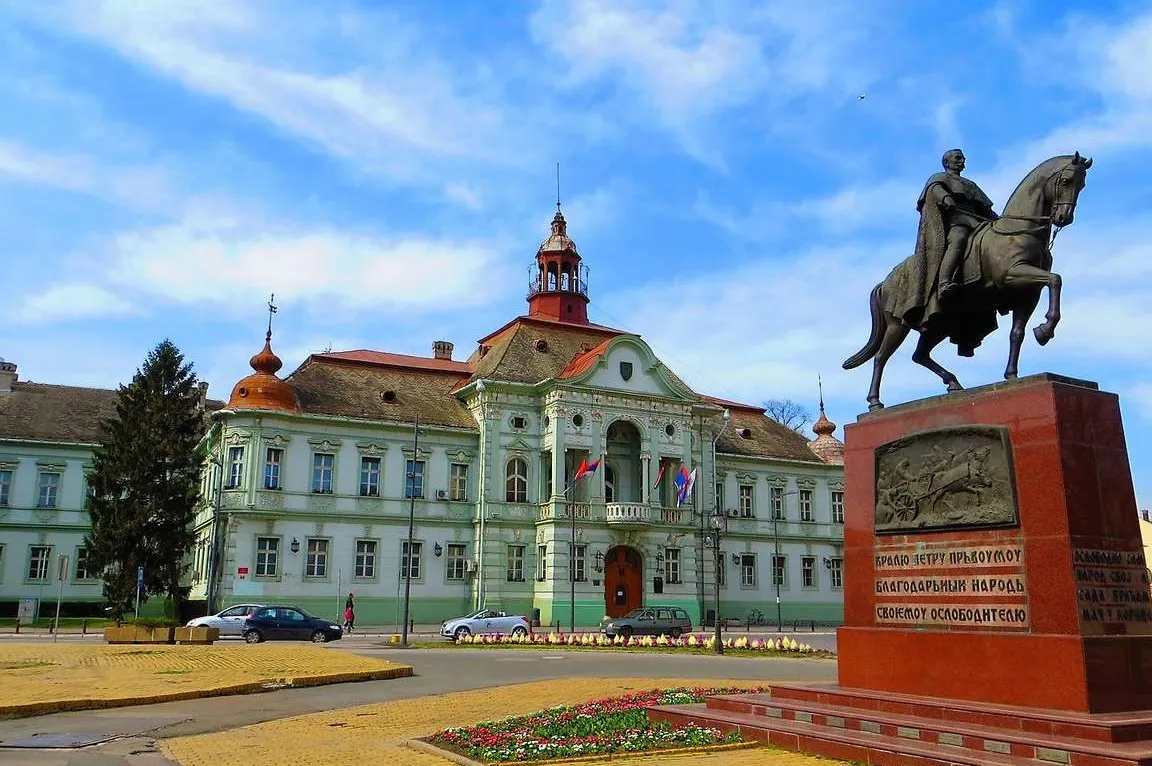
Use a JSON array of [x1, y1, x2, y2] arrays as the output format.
[[875, 426, 1018, 534]]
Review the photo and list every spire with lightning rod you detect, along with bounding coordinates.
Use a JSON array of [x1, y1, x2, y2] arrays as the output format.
[[266, 293, 277, 342]]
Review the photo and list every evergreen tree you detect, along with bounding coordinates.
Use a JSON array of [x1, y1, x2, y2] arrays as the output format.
[[85, 340, 205, 619]]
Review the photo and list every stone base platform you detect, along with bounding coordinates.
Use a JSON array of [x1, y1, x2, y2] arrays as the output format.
[[647, 684, 1152, 766]]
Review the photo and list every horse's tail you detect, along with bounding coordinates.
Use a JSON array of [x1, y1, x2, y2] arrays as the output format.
[[842, 283, 884, 370]]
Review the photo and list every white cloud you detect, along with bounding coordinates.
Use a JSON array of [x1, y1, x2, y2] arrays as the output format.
[[13, 284, 141, 324]]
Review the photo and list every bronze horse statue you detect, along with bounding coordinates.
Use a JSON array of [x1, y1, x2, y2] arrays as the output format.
[[843, 153, 1092, 409]]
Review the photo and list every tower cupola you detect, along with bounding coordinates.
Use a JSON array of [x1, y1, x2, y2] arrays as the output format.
[[526, 204, 590, 324]]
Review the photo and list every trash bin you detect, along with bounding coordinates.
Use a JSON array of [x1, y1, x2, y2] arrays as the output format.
[[704, 609, 716, 628], [531, 607, 541, 627]]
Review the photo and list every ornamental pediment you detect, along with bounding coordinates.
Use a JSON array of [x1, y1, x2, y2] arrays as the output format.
[[308, 438, 343, 453]]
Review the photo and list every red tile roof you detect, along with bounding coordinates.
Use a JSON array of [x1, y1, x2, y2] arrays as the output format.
[[558, 338, 614, 379], [313, 349, 474, 374], [701, 394, 765, 413]]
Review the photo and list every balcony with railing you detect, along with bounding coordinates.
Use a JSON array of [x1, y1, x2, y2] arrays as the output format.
[[604, 502, 651, 527], [537, 501, 591, 521]]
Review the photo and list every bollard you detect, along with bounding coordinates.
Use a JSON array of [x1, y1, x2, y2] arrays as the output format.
[[14, 622, 19, 635], [409, 619, 414, 633], [82, 619, 88, 635]]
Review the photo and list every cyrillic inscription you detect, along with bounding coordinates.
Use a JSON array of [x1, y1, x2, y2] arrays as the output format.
[[1073, 547, 1152, 631], [875, 604, 1029, 628]]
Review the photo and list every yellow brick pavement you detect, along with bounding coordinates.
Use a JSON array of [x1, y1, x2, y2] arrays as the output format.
[[161, 677, 834, 766], [0, 643, 410, 716]]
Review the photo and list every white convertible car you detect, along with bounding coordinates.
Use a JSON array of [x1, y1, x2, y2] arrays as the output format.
[[440, 609, 531, 640]]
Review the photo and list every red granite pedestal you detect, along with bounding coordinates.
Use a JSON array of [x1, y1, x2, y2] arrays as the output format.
[[649, 374, 1152, 765]]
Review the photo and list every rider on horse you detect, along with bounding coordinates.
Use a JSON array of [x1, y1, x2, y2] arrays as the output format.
[[916, 149, 1000, 301]]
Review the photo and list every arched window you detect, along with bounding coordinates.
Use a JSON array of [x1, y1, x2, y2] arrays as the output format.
[[506, 458, 528, 503], [604, 465, 616, 503]]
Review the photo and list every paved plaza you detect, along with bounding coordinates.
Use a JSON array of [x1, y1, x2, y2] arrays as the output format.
[[0, 639, 838, 765]]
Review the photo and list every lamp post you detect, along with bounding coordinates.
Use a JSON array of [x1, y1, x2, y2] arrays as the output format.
[[705, 409, 730, 627], [401, 414, 422, 648], [709, 508, 725, 655]]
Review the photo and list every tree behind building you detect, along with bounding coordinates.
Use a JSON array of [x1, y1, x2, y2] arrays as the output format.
[[85, 340, 204, 619], [762, 398, 814, 433]]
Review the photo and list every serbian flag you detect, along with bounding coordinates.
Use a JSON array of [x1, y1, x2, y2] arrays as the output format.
[[673, 466, 690, 506], [574, 458, 600, 481], [653, 464, 666, 488]]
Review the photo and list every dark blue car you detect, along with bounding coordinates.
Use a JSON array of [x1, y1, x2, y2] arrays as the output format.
[[243, 605, 343, 643]]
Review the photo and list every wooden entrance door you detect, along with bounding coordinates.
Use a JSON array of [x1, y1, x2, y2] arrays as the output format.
[[603, 546, 643, 617]]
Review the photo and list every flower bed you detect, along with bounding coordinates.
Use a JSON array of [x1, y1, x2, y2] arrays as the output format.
[[453, 631, 819, 653], [427, 686, 768, 762]]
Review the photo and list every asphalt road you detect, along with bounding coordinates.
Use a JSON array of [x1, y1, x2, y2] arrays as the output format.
[[0, 638, 838, 766]]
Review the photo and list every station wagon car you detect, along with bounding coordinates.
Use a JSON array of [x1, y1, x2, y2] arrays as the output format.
[[440, 609, 531, 640], [600, 607, 693, 639]]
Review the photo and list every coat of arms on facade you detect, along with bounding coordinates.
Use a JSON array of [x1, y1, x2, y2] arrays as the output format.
[[875, 426, 1018, 533], [619, 361, 633, 381]]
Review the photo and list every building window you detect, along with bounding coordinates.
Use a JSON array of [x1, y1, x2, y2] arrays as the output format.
[[505, 458, 528, 503], [450, 463, 468, 501], [738, 485, 754, 518], [255, 537, 279, 577], [537, 544, 547, 581], [717, 550, 726, 587], [604, 465, 616, 503], [799, 489, 814, 521], [571, 544, 586, 582], [715, 482, 724, 512], [0, 470, 11, 506], [802, 555, 816, 588], [506, 545, 525, 582], [771, 554, 786, 588], [831, 490, 845, 524], [264, 448, 283, 490], [227, 447, 244, 488], [74, 548, 94, 580], [37, 472, 61, 509], [830, 557, 844, 588], [305, 538, 329, 578], [354, 539, 377, 578], [446, 544, 467, 581], [664, 547, 681, 584], [740, 554, 757, 588], [404, 459, 425, 499], [770, 486, 785, 520], [27, 545, 52, 582], [312, 453, 335, 493], [401, 541, 422, 579], [0, 543, 5, 581], [359, 457, 381, 497]]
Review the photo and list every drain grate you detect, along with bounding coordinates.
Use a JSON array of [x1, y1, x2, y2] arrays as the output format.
[[0, 733, 118, 749]]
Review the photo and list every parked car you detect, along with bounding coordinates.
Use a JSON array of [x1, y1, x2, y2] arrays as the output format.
[[242, 605, 343, 643], [600, 606, 693, 639], [440, 609, 530, 640], [185, 603, 265, 637]]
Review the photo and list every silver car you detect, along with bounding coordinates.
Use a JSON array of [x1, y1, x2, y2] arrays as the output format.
[[601, 606, 693, 639], [186, 604, 265, 637], [440, 609, 530, 640]]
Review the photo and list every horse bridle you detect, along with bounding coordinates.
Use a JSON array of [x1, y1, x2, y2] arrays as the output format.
[[981, 160, 1081, 247]]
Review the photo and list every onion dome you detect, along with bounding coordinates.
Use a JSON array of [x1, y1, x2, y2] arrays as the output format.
[[538, 207, 579, 255], [807, 382, 843, 465], [227, 301, 299, 411]]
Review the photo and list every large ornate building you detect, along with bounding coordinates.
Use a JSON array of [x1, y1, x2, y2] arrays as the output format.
[[189, 207, 846, 628]]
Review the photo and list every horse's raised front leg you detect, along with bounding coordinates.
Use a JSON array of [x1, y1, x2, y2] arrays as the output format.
[[868, 314, 911, 410], [1005, 290, 1042, 380], [911, 329, 963, 392], [1001, 263, 1062, 345]]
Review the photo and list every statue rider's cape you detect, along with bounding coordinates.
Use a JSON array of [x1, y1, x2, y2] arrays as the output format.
[[884, 173, 999, 357]]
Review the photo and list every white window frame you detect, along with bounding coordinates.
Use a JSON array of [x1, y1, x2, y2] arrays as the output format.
[[401, 541, 423, 580], [664, 547, 681, 584], [571, 544, 586, 582], [37, 472, 61, 509], [446, 543, 467, 581], [802, 555, 816, 588], [799, 489, 814, 521], [715, 481, 724, 512], [305, 538, 329, 578], [312, 453, 335, 494], [0, 470, 11, 506], [27, 545, 52, 582], [506, 458, 528, 503], [537, 544, 547, 581], [405, 459, 425, 499], [717, 549, 727, 587], [771, 554, 787, 588], [227, 446, 244, 489], [770, 486, 785, 519], [354, 539, 377, 579], [831, 490, 845, 523], [264, 448, 283, 490], [74, 547, 94, 581], [255, 536, 279, 578], [830, 557, 844, 588], [506, 544, 525, 582], [604, 465, 616, 503], [738, 484, 754, 518], [740, 553, 758, 588], [359, 457, 381, 497], [449, 463, 468, 501]]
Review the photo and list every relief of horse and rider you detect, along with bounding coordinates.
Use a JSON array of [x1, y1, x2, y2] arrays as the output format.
[[843, 148, 1093, 410], [875, 428, 1019, 533]]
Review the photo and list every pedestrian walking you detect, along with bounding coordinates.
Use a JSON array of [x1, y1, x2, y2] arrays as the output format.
[[344, 592, 355, 633]]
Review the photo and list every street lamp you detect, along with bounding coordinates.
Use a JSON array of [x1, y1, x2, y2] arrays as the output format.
[[205, 408, 235, 615], [708, 508, 725, 655], [401, 414, 423, 648], [701, 409, 731, 629]]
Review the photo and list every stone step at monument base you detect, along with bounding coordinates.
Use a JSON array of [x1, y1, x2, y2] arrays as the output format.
[[647, 685, 1152, 766]]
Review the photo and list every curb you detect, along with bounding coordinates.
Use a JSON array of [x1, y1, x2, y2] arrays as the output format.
[[0, 665, 413, 720], [407, 738, 760, 765]]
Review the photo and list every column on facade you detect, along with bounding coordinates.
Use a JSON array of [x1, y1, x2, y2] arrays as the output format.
[[640, 452, 651, 505], [549, 413, 566, 502]]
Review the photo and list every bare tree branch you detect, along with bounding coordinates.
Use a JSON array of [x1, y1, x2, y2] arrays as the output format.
[[762, 398, 813, 433]]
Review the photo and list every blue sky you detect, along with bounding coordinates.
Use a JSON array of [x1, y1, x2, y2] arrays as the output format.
[[1, 0, 1149, 508]]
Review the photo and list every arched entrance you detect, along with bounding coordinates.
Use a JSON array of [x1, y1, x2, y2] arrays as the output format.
[[603, 546, 643, 617]]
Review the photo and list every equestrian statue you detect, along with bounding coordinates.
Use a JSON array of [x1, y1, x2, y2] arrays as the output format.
[[842, 150, 1092, 409]]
